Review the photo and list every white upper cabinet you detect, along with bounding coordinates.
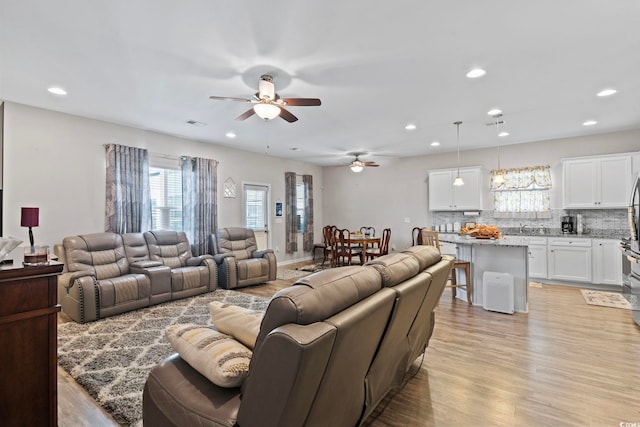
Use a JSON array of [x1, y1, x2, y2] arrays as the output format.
[[428, 167, 482, 211], [562, 154, 632, 209]]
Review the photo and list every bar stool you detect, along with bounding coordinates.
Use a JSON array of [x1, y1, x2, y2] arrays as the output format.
[[421, 229, 473, 305]]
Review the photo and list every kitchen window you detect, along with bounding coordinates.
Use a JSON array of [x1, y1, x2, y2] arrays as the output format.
[[491, 165, 551, 219]]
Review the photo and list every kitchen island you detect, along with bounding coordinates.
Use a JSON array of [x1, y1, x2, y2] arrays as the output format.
[[439, 234, 529, 313]]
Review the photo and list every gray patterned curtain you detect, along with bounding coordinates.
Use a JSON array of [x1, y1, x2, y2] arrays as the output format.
[[302, 174, 314, 252], [104, 144, 151, 233], [182, 156, 219, 256], [285, 172, 297, 254]]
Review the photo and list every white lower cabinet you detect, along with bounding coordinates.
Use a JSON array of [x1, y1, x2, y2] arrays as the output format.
[[527, 238, 547, 279], [593, 239, 623, 286], [547, 238, 592, 283]]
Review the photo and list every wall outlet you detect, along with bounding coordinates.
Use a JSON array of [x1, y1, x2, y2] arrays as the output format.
[[404, 217, 411, 223]]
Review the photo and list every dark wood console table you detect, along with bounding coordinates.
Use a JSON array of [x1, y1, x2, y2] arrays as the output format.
[[0, 256, 63, 427]]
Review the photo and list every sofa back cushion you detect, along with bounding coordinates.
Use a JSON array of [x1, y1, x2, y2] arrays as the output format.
[[63, 232, 129, 280], [402, 245, 442, 270], [122, 232, 150, 263], [215, 227, 257, 260], [144, 230, 192, 269], [365, 252, 420, 287]]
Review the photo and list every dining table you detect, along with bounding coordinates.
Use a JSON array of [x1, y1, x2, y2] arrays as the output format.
[[347, 233, 381, 264]]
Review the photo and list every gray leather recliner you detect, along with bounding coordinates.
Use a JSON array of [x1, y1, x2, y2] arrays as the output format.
[[210, 227, 277, 289]]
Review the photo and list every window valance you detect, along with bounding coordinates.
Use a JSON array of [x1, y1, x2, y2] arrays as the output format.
[[490, 165, 552, 192]]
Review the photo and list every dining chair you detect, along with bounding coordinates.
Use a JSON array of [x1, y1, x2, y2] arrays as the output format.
[[321, 225, 336, 266], [411, 226, 425, 246], [334, 228, 362, 266], [421, 229, 472, 305], [359, 226, 376, 251], [367, 228, 390, 261]]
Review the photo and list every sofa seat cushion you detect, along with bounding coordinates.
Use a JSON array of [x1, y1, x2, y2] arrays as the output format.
[[170, 266, 209, 291], [166, 324, 252, 388], [365, 253, 420, 287], [237, 258, 269, 281], [98, 273, 151, 307], [209, 301, 263, 349]]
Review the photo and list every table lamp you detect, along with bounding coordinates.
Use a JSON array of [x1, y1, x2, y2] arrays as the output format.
[[21, 207, 39, 251]]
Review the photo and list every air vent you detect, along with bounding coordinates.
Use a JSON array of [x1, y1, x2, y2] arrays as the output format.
[[186, 120, 207, 127]]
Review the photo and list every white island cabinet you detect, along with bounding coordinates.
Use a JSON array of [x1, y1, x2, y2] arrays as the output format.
[[562, 154, 632, 209], [428, 167, 482, 211], [439, 234, 529, 313]]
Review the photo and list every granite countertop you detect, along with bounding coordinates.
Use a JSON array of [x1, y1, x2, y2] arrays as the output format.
[[439, 234, 528, 247], [499, 227, 628, 240], [439, 228, 628, 246]]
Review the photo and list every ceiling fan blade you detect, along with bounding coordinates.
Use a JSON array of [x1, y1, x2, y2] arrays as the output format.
[[209, 96, 252, 102], [279, 107, 299, 123], [282, 98, 322, 106], [235, 108, 256, 121], [364, 162, 379, 167]]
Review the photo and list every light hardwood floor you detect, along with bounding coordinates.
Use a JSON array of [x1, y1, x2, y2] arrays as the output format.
[[58, 280, 640, 427]]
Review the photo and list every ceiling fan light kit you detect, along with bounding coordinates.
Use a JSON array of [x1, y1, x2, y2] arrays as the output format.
[[453, 121, 464, 186], [209, 74, 320, 123], [348, 153, 379, 172], [350, 162, 364, 173]]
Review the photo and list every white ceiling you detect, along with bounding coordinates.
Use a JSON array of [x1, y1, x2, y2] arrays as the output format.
[[1, 1, 639, 166]]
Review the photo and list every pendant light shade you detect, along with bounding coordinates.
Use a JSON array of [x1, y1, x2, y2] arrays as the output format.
[[453, 121, 464, 186]]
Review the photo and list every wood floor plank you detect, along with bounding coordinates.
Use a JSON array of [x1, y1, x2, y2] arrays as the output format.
[[57, 279, 640, 427]]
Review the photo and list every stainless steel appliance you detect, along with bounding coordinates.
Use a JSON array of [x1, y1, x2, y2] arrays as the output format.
[[561, 215, 575, 234], [622, 172, 640, 326]]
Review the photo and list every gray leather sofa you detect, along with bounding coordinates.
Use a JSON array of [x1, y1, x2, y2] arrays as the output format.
[[142, 245, 453, 427], [57, 231, 217, 323], [210, 227, 277, 289]]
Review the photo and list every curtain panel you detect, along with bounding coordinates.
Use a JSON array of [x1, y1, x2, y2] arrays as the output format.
[[491, 165, 552, 219], [285, 172, 297, 253], [182, 156, 219, 256], [302, 174, 314, 252], [104, 144, 151, 233]]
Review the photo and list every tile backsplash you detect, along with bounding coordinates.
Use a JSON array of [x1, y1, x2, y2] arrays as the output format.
[[431, 208, 628, 239]]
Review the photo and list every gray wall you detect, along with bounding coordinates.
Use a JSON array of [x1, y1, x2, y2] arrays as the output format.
[[2, 102, 323, 263], [322, 129, 640, 251]]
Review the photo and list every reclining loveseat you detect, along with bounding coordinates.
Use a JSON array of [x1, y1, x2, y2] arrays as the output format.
[[56, 231, 217, 323], [142, 245, 453, 426]]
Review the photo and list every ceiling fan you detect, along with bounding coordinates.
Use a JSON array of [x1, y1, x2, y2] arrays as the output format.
[[209, 74, 321, 123], [348, 153, 379, 173]]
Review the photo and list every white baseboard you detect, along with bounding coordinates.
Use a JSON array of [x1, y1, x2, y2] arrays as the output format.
[[278, 256, 314, 267]]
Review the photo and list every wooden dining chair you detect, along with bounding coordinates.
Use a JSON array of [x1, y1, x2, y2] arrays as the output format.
[[367, 228, 391, 260], [321, 225, 336, 266], [421, 229, 473, 305], [334, 228, 362, 266]]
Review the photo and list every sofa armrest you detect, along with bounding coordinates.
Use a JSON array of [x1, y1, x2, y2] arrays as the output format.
[[213, 252, 235, 265], [252, 249, 274, 258], [59, 270, 95, 289], [59, 274, 99, 323], [186, 254, 215, 266], [215, 255, 238, 289], [130, 260, 163, 269]]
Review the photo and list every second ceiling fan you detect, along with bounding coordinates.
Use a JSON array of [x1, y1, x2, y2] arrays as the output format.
[[348, 153, 379, 172], [209, 74, 321, 123]]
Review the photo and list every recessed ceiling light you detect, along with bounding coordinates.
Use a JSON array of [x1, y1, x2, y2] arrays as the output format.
[[498, 131, 510, 137], [583, 120, 598, 126], [405, 123, 417, 131], [597, 88, 617, 97], [466, 68, 486, 78], [430, 141, 440, 147], [487, 108, 502, 116], [47, 86, 67, 95], [225, 131, 236, 138]]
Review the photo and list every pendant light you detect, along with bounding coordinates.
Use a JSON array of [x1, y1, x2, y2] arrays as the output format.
[[453, 121, 464, 186], [492, 113, 505, 186]]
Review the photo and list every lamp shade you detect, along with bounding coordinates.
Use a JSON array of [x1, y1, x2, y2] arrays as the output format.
[[21, 207, 39, 227]]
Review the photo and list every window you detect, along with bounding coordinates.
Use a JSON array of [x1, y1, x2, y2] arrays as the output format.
[[296, 179, 306, 233], [491, 166, 552, 219], [244, 185, 267, 230], [149, 166, 183, 231]]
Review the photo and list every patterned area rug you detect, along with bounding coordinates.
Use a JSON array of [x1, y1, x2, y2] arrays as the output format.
[[276, 268, 311, 280], [580, 289, 631, 309], [57, 289, 269, 426], [297, 263, 333, 273]]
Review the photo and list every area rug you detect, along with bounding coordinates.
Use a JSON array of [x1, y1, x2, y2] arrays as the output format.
[[276, 268, 311, 280], [297, 262, 333, 273], [580, 289, 631, 309], [57, 289, 269, 426]]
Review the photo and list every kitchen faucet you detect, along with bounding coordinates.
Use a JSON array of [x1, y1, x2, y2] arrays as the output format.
[[519, 223, 530, 234]]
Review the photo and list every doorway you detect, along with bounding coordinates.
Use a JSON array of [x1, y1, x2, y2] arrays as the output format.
[[243, 183, 271, 250]]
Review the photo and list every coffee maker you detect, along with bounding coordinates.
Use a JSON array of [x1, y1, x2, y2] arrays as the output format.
[[561, 215, 576, 234]]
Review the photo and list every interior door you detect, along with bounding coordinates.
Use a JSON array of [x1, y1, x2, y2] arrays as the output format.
[[243, 183, 270, 250]]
